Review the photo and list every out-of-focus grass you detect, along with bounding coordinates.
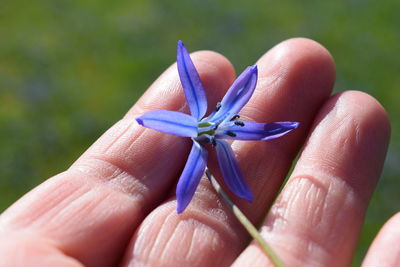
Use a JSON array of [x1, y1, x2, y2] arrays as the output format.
[[0, 0, 399, 265]]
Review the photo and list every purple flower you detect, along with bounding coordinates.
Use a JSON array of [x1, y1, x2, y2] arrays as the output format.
[[136, 41, 299, 213]]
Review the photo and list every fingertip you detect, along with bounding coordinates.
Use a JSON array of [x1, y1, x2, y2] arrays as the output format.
[[346, 90, 391, 139], [329, 90, 391, 147], [258, 37, 336, 95]]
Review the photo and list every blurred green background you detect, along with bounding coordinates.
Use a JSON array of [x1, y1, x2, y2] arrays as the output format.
[[0, 0, 399, 265]]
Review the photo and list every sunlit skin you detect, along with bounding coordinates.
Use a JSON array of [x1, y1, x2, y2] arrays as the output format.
[[0, 38, 394, 267]]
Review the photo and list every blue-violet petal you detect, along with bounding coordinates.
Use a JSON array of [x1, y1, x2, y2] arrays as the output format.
[[176, 141, 208, 213], [211, 65, 257, 122], [215, 140, 253, 202], [219, 121, 300, 141], [136, 110, 198, 137], [177, 41, 207, 120]]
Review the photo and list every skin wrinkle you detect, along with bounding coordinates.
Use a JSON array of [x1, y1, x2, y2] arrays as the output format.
[[148, 211, 177, 262], [175, 207, 238, 241], [0, 174, 92, 230], [159, 219, 193, 263], [102, 119, 133, 154], [48, 186, 108, 237], [123, 127, 182, 168], [106, 123, 155, 159], [101, 160, 149, 198], [41, 186, 98, 234], [191, 178, 233, 222], [78, 119, 139, 156], [265, 175, 328, 232], [76, 155, 148, 198], [129, 210, 165, 265], [264, 174, 361, 265], [73, 156, 149, 202], [131, 202, 242, 266], [47, 185, 119, 240], [166, 219, 224, 266], [60, 196, 135, 266], [256, 69, 284, 88], [299, 95, 379, 202], [305, 180, 325, 228], [161, 222, 186, 262], [169, 219, 227, 265], [0, 232, 83, 267], [184, 222, 196, 261]]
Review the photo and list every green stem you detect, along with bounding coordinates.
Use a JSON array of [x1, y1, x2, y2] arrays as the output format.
[[205, 169, 285, 267]]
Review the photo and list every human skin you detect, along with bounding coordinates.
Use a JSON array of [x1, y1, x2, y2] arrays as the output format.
[[0, 38, 394, 267]]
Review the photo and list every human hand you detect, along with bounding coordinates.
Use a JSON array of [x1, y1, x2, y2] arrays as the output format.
[[0, 38, 393, 267]]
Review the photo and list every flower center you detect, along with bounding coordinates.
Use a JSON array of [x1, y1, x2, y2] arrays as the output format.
[[194, 103, 245, 146], [197, 122, 216, 137]]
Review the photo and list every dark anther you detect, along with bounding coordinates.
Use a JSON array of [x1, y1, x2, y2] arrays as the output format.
[[226, 131, 237, 137], [215, 102, 221, 111], [230, 114, 240, 121], [234, 121, 245, 127]]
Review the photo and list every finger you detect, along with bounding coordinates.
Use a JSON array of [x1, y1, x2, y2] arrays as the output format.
[[234, 91, 391, 266], [0, 51, 235, 267], [362, 212, 400, 267], [122, 38, 336, 266]]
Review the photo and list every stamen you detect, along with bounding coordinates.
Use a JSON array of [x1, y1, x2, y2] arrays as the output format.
[[226, 131, 237, 137], [215, 102, 221, 111], [234, 121, 245, 127], [230, 114, 240, 121]]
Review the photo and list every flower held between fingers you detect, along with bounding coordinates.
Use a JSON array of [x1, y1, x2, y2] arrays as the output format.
[[136, 41, 299, 213]]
